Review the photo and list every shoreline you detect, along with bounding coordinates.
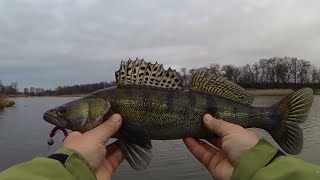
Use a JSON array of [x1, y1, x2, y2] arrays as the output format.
[[6, 89, 320, 98], [8, 94, 85, 98], [247, 89, 320, 96]]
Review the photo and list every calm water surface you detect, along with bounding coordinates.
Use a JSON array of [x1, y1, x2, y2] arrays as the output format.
[[0, 96, 319, 179]]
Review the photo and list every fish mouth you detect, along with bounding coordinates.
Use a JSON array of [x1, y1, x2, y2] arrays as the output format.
[[43, 113, 67, 128]]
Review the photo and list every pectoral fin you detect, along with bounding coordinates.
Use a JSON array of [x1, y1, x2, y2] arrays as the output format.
[[117, 121, 153, 170]]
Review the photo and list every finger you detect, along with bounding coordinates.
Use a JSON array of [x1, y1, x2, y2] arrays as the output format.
[[203, 114, 241, 137], [96, 143, 124, 180], [183, 138, 218, 168], [106, 143, 124, 172], [209, 150, 227, 170], [209, 152, 234, 180], [86, 114, 122, 143], [197, 139, 219, 154], [208, 138, 222, 149], [106, 140, 120, 156], [196, 140, 219, 167], [96, 169, 110, 180]]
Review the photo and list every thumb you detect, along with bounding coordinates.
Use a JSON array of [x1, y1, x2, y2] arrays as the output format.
[[86, 114, 122, 143], [203, 114, 241, 137]]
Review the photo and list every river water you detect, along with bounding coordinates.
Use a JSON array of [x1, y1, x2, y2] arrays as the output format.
[[0, 96, 319, 179]]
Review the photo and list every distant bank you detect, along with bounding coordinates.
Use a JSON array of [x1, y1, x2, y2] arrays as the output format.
[[247, 89, 320, 96], [7, 94, 86, 98], [5, 89, 320, 98]]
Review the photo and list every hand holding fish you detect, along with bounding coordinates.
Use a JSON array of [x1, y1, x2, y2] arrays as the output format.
[[62, 114, 124, 180], [184, 114, 259, 180]]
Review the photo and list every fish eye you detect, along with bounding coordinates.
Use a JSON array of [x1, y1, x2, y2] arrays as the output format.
[[57, 106, 67, 116]]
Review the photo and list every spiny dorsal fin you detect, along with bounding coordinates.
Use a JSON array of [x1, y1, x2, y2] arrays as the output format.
[[190, 69, 254, 104], [115, 58, 182, 89]]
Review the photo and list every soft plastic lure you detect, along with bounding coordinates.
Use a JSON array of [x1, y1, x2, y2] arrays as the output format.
[[47, 126, 69, 148]]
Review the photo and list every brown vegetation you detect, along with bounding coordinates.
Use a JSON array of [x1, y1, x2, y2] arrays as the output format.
[[247, 89, 320, 96], [0, 94, 15, 109]]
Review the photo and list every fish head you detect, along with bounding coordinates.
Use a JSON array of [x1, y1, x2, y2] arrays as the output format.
[[43, 97, 111, 131]]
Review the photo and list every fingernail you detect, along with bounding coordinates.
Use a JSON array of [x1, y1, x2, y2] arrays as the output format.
[[204, 114, 213, 122], [110, 114, 121, 122]]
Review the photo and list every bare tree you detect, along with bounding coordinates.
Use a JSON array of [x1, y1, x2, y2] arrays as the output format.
[[312, 65, 320, 83], [30, 87, 36, 96], [0, 80, 4, 93], [289, 58, 299, 83], [222, 65, 238, 82], [239, 64, 253, 83], [267, 57, 278, 83], [274, 58, 289, 83], [259, 59, 268, 83], [24, 88, 29, 95], [252, 63, 260, 83], [208, 63, 220, 76], [299, 59, 311, 83]]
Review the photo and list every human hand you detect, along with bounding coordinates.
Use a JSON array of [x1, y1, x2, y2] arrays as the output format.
[[183, 114, 259, 180], [62, 114, 124, 180]]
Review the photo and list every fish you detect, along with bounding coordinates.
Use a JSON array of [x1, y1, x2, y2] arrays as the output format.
[[43, 58, 314, 170]]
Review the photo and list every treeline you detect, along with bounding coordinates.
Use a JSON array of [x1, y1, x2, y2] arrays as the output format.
[[23, 87, 46, 96], [51, 81, 116, 95], [0, 81, 19, 95], [23, 81, 117, 96], [29, 56, 320, 96], [2, 56, 320, 96], [179, 57, 320, 89]]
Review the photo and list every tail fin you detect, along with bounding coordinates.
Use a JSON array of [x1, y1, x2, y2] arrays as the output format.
[[270, 88, 314, 155]]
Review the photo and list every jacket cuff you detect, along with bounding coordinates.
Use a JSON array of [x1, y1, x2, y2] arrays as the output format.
[[231, 139, 278, 180], [52, 147, 96, 180]]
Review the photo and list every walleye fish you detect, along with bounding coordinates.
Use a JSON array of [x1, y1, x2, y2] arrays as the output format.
[[43, 58, 314, 170]]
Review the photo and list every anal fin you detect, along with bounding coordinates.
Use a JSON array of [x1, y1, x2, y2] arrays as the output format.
[[119, 140, 152, 170], [117, 121, 153, 170]]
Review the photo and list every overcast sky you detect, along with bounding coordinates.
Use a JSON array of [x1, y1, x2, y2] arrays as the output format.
[[0, 0, 319, 89]]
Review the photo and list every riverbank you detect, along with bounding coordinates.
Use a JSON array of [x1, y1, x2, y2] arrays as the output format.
[[0, 95, 15, 109], [5, 89, 320, 98], [8, 94, 85, 98], [247, 89, 320, 96]]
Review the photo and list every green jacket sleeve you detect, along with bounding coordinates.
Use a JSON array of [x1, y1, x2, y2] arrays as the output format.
[[0, 147, 96, 180], [231, 139, 320, 180]]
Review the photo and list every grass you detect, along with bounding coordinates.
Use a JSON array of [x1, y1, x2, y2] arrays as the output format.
[[247, 89, 320, 96]]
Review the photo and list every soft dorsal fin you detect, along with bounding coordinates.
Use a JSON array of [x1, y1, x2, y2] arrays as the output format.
[[115, 58, 182, 89], [190, 69, 254, 104]]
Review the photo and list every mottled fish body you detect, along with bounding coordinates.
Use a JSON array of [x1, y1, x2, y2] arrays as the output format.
[[44, 59, 314, 170], [86, 87, 276, 140]]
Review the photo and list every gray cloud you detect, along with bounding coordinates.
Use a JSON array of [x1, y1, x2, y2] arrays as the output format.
[[0, 0, 319, 89]]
